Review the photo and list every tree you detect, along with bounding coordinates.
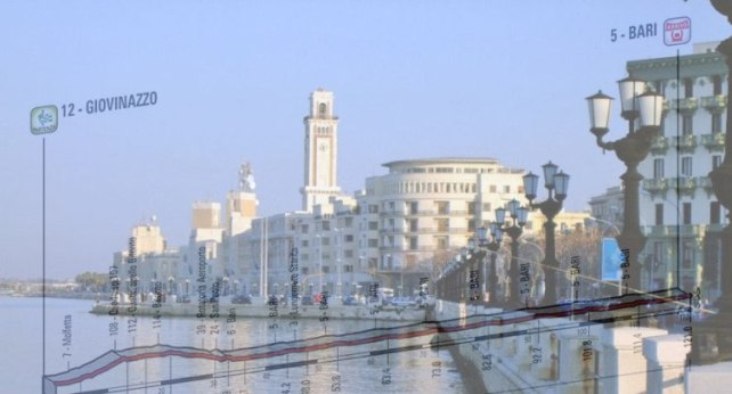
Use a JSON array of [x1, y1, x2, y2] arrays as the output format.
[[529, 228, 605, 300], [74, 272, 108, 292]]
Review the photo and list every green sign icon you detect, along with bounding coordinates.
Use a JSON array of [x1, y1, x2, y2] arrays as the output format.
[[30, 105, 58, 135]]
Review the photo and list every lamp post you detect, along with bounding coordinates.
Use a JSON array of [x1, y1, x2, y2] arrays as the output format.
[[586, 83, 664, 295], [474, 224, 503, 306], [523, 162, 570, 305], [691, 0, 732, 364], [495, 199, 529, 306]]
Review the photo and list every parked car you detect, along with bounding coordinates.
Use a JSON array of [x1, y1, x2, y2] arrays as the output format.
[[301, 295, 314, 305], [342, 295, 359, 306], [391, 297, 415, 307], [231, 294, 252, 304], [267, 295, 279, 306]]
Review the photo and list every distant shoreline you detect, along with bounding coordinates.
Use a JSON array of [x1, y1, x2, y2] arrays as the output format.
[[0, 292, 102, 301], [90, 301, 427, 322]]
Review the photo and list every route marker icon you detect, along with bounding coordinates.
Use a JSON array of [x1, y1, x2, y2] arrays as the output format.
[[30, 105, 58, 135], [663, 16, 691, 46]]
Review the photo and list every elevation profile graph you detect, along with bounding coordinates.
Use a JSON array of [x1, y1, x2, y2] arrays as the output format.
[[43, 288, 689, 394]]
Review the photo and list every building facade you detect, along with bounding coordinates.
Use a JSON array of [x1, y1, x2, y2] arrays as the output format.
[[628, 42, 728, 296]]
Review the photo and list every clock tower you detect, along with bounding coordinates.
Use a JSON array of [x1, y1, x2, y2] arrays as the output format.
[[301, 89, 342, 212]]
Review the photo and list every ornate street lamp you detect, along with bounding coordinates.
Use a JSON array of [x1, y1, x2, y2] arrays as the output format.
[[692, 0, 732, 364], [586, 83, 663, 294], [475, 223, 503, 306], [523, 162, 570, 305], [495, 199, 529, 306]]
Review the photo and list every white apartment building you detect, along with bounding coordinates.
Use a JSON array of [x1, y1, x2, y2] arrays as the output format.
[[361, 158, 528, 286], [112, 219, 180, 299], [627, 42, 727, 296]]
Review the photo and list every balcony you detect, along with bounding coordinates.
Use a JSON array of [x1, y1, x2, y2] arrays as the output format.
[[669, 177, 696, 195], [379, 227, 402, 235], [667, 225, 704, 237], [648, 226, 669, 237], [697, 176, 713, 193], [700, 95, 727, 111], [404, 210, 436, 216], [643, 178, 668, 194], [667, 97, 698, 113], [701, 133, 725, 151], [650, 136, 669, 154], [672, 134, 697, 152]]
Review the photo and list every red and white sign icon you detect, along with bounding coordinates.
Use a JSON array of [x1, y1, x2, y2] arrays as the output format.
[[664, 16, 691, 46]]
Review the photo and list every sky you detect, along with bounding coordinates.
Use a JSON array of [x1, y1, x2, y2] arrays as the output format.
[[0, 0, 728, 280]]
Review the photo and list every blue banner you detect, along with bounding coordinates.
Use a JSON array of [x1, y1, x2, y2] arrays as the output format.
[[601, 238, 623, 281]]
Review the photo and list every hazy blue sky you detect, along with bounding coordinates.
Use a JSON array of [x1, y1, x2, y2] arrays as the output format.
[[1, 1, 727, 279]]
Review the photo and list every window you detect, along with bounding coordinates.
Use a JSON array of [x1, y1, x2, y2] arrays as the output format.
[[409, 236, 418, 250], [468, 202, 476, 215], [482, 203, 492, 211], [503, 185, 511, 193], [318, 102, 327, 115], [409, 201, 418, 215], [712, 113, 723, 134], [368, 205, 379, 214], [435, 236, 448, 250], [682, 115, 693, 135], [322, 266, 330, 273], [301, 224, 309, 234], [344, 217, 353, 227], [344, 265, 353, 273], [344, 250, 354, 258], [682, 240, 695, 269], [301, 240, 309, 247], [653, 241, 664, 266], [683, 202, 692, 225], [681, 157, 693, 177], [368, 221, 378, 231], [653, 158, 664, 179], [713, 75, 723, 96], [711, 201, 721, 225], [367, 239, 378, 248], [321, 237, 330, 246], [435, 218, 449, 232], [436, 201, 449, 215], [301, 254, 309, 261], [468, 219, 475, 232], [684, 78, 694, 98], [653, 80, 665, 96], [409, 219, 418, 232], [713, 155, 723, 170], [301, 267, 309, 275], [489, 185, 497, 193], [344, 234, 354, 242], [321, 221, 331, 231], [655, 204, 664, 226]]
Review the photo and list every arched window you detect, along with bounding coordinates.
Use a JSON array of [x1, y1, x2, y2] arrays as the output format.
[[319, 103, 327, 115]]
